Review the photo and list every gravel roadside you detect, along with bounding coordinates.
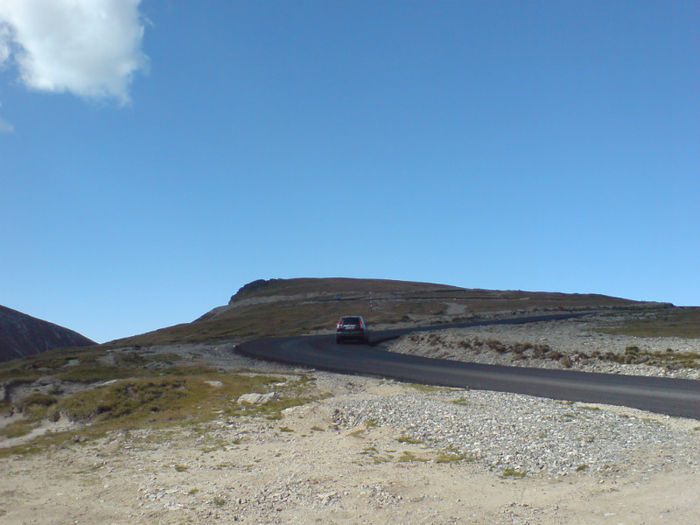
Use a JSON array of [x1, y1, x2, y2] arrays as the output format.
[[385, 315, 700, 379]]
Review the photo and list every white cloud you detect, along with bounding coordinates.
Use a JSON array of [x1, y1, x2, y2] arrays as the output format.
[[0, 24, 10, 64], [0, 0, 148, 104]]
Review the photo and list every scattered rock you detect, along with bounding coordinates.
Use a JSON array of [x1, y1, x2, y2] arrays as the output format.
[[237, 392, 278, 405], [35, 376, 59, 387]]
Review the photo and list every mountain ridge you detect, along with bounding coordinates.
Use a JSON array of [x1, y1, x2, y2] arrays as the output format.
[[0, 305, 96, 362]]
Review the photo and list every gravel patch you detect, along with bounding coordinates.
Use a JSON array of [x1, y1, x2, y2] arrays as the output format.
[[385, 315, 700, 379], [330, 385, 700, 477]]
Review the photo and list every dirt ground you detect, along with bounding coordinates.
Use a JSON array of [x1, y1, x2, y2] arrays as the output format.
[[1, 373, 698, 524]]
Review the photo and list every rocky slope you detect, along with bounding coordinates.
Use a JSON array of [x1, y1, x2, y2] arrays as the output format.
[[0, 305, 95, 362]]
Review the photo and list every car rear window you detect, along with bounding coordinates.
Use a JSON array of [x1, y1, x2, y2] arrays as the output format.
[[342, 317, 361, 325]]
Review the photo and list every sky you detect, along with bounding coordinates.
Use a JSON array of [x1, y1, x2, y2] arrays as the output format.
[[0, 1, 698, 343]]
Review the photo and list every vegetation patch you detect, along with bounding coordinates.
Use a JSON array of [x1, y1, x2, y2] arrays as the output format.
[[500, 468, 527, 479], [407, 383, 452, 393], [55, 377, 190, 423], [601, 308, 700, 338], [397, 434, 424, 444], [398, 451, 429, 462], [0, 419, 36, 439], [411, 324, 699, 370], [588, 347, 699, 369], [435, 447, 472, 463], [0, 371, 324, 458], [0, 346, 187, 385], [359, 446, 393, 463], [17, 393, 58, 415]]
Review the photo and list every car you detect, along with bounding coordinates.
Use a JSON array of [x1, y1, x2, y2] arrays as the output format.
[[336, 315, 369, 344]]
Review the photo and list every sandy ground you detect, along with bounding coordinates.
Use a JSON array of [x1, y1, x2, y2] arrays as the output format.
[[1, 372, 699, 524]]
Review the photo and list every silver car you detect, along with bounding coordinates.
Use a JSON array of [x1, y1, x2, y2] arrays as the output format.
[[335, 316, 369, 344]]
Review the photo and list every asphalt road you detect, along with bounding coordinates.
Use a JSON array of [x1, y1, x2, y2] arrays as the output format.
[[236, 315, 700, 420]]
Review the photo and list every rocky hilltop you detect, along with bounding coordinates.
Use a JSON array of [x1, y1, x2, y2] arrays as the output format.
[[0, 305, 95, 362]]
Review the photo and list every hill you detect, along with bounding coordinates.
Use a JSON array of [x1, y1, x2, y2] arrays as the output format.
[[108, 277, 672, 347], [0, 305, 95, 362]]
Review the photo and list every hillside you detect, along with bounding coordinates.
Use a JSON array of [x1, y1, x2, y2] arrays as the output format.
[[108, 277, 672, 347], [1, 278, 697, 524], [0, 305, 95, 362]]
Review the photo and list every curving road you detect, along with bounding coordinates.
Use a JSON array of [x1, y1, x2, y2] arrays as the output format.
[[236, 315, 700, 420]]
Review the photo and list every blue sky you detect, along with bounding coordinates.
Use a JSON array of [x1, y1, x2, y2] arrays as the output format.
[[1, 1, 698, 343]]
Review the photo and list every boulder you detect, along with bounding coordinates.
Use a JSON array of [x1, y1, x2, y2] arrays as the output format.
[[237, 392, 278, 405]]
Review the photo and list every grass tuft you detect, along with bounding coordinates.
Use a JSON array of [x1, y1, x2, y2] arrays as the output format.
[[500, 468, 527, 478], [398, 451, 429, 462], [435, 447, 471, 463], [397, 434, 424, 444]]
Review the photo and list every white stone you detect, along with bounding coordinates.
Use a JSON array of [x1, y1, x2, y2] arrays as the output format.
[[237, 392, 278, 405]]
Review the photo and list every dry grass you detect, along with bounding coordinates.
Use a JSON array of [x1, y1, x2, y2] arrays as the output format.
[[602, 308, 700, 338], [0, 345, 185, 383], [0, 369, 325, 457]]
